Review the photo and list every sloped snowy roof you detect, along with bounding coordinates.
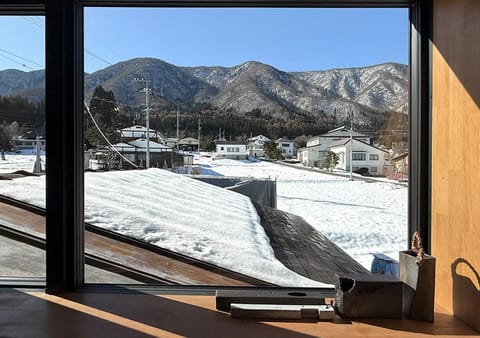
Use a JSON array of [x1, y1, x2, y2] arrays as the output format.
[[328, 138, 350, 148], [329, 138, 389, 153], [127, 139, 172, 152], [0, 167, 328, 287], [321, 128, 369, 138]]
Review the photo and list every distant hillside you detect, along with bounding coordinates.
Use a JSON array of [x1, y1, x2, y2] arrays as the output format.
[[0, 58, 408, 138]]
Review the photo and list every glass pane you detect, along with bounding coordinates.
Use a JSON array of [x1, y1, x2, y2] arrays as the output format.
[[0, 16, 46, 280], [83, 8, 408, 286]]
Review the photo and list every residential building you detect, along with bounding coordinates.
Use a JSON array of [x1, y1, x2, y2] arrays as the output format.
[[275, 137, 296, 158], [214, 140, 248, 160], [390, 152, 408, 181], [111, 139, 177, 168], [329, 138, 390, 176], [247, 134, 270, 158], [298, 127, 371, 167], [118, 125, 164, 143], [178, 137, 199, 152]]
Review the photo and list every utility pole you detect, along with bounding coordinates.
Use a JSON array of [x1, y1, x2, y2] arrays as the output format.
[[135, 77, 151, 168], [349, 110, 354, 181], [197, 117, 201, 153], [176, 103, 180, 149]]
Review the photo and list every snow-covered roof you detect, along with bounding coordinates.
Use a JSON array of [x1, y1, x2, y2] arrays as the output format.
[[248, 135, 270, 142], [392, 152, 408, 161], [111, 142, 136, 150], [119, 125, 157, 133], [179, 137, 198, 144], [276, 138, 295, 143], [329, 138, 350, 148], [127, 139, 172, 152], [329, 138, 389, 153], [0, 167, 328, 287], [321, 128, 369, 139]]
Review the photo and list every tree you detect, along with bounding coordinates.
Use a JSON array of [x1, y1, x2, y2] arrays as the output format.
[[86, 86, 127, 148], [201, 135, 216, 152], [263, 140, 283, 160], [0, 121, 14, 160], [323, 150, 339, 171]]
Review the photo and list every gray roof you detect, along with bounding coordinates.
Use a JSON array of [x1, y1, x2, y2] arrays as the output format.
[[215, 140, 246, 145]]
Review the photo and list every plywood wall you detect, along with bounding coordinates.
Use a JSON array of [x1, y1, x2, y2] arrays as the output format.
[[431, 0, 480, 331]]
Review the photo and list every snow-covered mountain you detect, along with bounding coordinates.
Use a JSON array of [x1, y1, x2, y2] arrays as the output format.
[[0, 58, 408, 125]]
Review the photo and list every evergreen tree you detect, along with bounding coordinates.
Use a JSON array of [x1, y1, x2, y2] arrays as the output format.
[[201, 135, 216, 152], [263, 140, 283, 160], [86, 86, 127, 148], [323, 150, 339, 171], [0, 121, 14, 160]]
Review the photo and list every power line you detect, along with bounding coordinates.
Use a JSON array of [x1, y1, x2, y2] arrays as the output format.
[[22, 16, 42, 27], [0, 48, 44, 68], [0, 51, 34, 70], [84, 101, 138, 168], [85, 49, 113, 67]]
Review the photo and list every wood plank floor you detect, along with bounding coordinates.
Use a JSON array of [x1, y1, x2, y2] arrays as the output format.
[[0, 287, 478, 338]]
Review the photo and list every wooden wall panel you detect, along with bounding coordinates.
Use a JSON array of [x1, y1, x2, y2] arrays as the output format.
[[431, 0, 480, 332]]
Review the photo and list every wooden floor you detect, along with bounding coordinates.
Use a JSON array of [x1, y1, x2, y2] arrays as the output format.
[[1, 287, 478, 338]]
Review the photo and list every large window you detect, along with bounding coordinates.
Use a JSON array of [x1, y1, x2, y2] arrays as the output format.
[[1, 0, 432, 293], [0, 15, 46, 281], [80, 7, 409, 287]]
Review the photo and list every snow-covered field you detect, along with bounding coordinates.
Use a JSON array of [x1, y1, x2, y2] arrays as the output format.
[[195, 156, 408, 269], [0, 154, 408, 285]]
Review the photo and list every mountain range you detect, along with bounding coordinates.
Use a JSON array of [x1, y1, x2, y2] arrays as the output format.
[[0, 57, 408, 126]]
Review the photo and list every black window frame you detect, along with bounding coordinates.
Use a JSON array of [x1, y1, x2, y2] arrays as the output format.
[[0, 0, 432, 294]]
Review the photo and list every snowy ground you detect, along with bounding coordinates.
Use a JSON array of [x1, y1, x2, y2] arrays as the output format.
[[0, 153, 46, 173], [0, 155, 329, 287], [194, 155, 408, 269]]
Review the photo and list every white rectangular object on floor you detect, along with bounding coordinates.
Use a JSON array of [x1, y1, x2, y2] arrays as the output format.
[[230, 303, 335, 320]]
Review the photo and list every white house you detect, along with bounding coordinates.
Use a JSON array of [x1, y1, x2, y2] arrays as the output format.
[[247, 134, 270, 158], [297, 144, 323, 167], [298, 127, 371, 167], [214, 140, 248, 160], [328, 138, 390, 176], [275, 137, 296, 158]]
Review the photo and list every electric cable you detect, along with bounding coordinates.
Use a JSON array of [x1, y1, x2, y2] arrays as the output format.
[[84, 100, 139, 168]]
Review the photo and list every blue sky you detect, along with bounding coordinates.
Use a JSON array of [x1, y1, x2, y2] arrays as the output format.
[[0, 8, 408, 73]]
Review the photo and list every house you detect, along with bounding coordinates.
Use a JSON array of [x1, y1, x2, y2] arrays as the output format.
[[247, 134, 270, 158], [178, 137, 199, 152], [118, 125, 164, 143], [298, 127, 371, 167], [328, 138, 390, 176], [214, 140, 248, 160], [297, 143, 323, 167], [275, 137, 296, 158], [390, 152, 408, 181], [111, 138, 178, 168]]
